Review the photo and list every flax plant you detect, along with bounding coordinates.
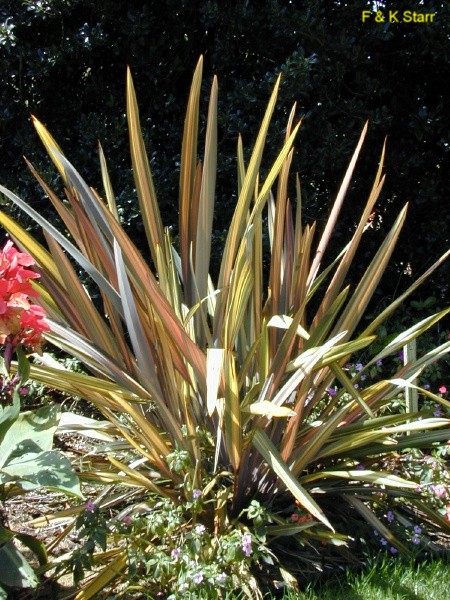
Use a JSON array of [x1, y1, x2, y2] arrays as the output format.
[[0, 57, 449, 597]]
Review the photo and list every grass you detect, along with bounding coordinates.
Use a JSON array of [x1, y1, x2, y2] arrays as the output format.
[[275, 553, 450, 600]]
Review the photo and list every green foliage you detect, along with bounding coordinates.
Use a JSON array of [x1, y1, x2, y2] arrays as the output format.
[[70, 497, 270, 599], [0, 58, 449, 598], [0, 365, 82, 500]]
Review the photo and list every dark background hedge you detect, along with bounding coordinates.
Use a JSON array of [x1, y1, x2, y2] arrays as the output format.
[[1, 0, 449, 308]]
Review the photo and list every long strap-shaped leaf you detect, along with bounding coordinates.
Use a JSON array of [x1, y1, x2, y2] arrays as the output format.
[[360, 249, 450, 337], [179, 56, 203, 292], [74, 551, 127, 600], [86, 187, 208, 392], [307, 122, 368, 289], [0, 208, 62, 285], [127, 67, 165, 268], [252, 429, 333, 530], [195, 75, 218, 312], [345, 496, 410, 555], [113, 240, 188, 449], [217, 75, 281, 292], [312, 141, 386, 328], [0, 184, 123, 315], [331, 204, 408, 340], [45, 234, 125, 363]]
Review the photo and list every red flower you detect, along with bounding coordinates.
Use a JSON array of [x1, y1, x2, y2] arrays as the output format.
[[0, 241, 49, 354]]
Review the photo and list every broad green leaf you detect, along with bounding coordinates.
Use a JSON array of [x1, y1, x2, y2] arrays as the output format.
[[0, 404, 60, 469], [0, 524, 14, 547], [0, 393, 20, 440], [2, 450, 82, 498], [14, 532, 47, 566], [0, 541, 39, 589]]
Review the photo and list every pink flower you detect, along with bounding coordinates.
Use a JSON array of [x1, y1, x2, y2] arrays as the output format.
[[432, 484, 447, 499], [242, 533, 252, 557], [0, 241, 49, 353], [439, 385, 447, 394]]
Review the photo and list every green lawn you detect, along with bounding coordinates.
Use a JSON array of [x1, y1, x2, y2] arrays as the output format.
[[277, 554, 450, 600]]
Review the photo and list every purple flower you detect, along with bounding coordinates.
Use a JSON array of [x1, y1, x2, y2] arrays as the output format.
[[432, 484, 447, 498], [434, 409, 444, 417], [19, 386, 29, 396], [376, 359, 383, 368], [192, 489, 202, 499], [411, 534, 421, 545], [390, 546, 398, 554], [414, 525, 422, 535], [327, 387, 337, 397], [122, 515, 131, 526], [398, 351, 404, 362], [242, 533, 252, 557], [85, 501, 96, 512], [356, 463, 365, 470], [386, 511, 395, 523], [355, 363, 363, 372], [171, 548, 181, 560], [380, 537, 387, 546], [192, 572, 204, 584]]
